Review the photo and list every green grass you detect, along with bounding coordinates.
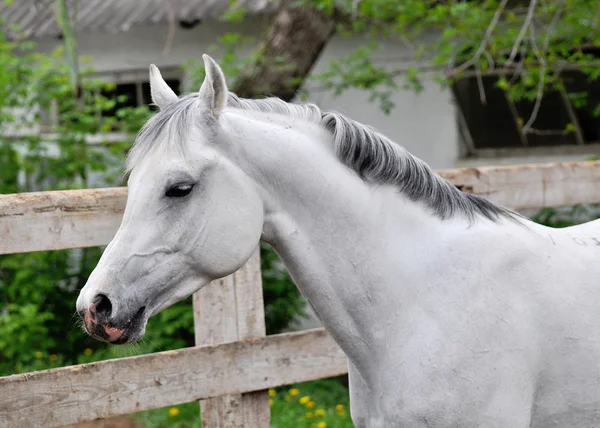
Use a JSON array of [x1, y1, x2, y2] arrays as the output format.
[[271, 378, 354, 428], [131, 378, 355, 428]]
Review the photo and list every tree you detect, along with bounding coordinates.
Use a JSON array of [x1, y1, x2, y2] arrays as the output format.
[[232, 0, 337, 101], [328, 0, 599, 135], [210, 0, 600, 140]]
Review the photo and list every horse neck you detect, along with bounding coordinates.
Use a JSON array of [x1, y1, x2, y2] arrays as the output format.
[[219, 109, 462, 373]]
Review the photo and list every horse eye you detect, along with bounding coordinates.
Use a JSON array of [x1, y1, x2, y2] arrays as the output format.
[[165, 184, 194, 198]]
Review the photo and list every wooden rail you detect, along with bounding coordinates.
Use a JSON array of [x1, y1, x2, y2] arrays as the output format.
[[0, 329, 347, 428], [1, 161, 599, 255]]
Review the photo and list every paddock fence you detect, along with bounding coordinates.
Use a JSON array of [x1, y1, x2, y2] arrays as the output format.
[[1, 160, 600, 427]]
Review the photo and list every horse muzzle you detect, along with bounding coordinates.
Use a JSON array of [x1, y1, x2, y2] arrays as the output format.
[[78, 294, 146, 344]]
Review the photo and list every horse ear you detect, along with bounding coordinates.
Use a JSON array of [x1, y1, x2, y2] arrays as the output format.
[[149, 64, 178, 109], [199, 54, 228, 118]]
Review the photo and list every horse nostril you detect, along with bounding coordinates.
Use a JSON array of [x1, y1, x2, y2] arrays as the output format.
[[92, 293, 112, 319]]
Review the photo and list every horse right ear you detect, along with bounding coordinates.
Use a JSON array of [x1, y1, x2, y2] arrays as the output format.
[[198, 54, 228, 119], [149, 64, 178, 110]]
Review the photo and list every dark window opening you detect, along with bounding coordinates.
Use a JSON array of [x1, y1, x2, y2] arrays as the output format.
[[452, 75, 523, 149], [562, 70, 600, 143], [454, 71, 600, 152], [141, 79, 181, 111], [102, 77, 181, 117]]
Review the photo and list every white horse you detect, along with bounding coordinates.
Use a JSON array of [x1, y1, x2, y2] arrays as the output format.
[[77, 54, 600, 427]]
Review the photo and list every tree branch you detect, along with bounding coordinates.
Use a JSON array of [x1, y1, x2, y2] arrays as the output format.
[[55, 0, 81, 98], [521, 0, 563, 134], [506, 0, 538, 65], [542, 0, 564, 52], [447, 0, 509, 77], [233, 0, 336, 101], [162, 0, 175, 56], [522, 22, 545, 133], [475, 62, 486, 105]]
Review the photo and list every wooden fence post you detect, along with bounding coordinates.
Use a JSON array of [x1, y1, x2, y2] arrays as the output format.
[[193, 247, 270, 427]]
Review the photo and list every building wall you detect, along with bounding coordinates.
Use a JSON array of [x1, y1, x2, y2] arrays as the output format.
[[34, 16, 461, 170]]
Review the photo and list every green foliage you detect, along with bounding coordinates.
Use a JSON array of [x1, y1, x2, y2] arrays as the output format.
[[531, 204, 600, 228], [261, 243, 307, 334], [0, 30, 150, 376], [215, 0, 600, 127], [320, 0, 600, 126], [134, 401, 202, 428]]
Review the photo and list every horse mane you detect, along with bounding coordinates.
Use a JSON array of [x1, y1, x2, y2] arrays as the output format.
[[128, 92, 518, 223]]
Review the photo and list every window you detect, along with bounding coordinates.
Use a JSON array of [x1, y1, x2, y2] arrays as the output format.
[[39, 67, 182, 132], [101, 68, 182, 116], [453, 50, 600, 157]]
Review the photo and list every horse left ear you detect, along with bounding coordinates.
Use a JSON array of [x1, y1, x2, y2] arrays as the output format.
[[149, 64, 178, 109], [199, 54, 228, 118]]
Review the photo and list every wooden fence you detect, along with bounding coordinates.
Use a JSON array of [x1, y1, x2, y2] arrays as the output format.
[[1, 160, 600, 427]]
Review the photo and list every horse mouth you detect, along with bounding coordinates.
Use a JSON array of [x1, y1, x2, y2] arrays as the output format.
[[109, 306, 147, 344], [84, 306, 147, 344]]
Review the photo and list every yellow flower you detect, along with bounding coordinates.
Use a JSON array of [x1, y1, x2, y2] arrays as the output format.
[[34, 351, 43, 359], [268, 389, 276, 397], [305, 412, 313, 419], [317, 422, 327, 428], [49, 354, 58, 361], [83, 348, 93, 356], [289, 388, 299, 396], [168, 407, 179, 417], [269, 399, 273, 406], [306, 400, 316, 409], [335, 404, 344, 412], [285, 395, 292, 401], [299, 396, 311, 405], [315, 409, 326, 417]]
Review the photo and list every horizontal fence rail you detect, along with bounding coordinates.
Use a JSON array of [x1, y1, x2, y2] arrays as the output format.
[[0, 329, 347, 428], [1, 161, 600, 255]]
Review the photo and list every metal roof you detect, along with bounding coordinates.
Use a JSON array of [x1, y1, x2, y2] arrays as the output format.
[[0, 0, 274, 39]]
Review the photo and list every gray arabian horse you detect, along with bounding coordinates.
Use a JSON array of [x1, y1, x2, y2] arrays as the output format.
[[78, 54, 600, 427]]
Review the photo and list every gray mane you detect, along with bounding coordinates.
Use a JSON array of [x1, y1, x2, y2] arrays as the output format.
[[128, 92, 517, 223]]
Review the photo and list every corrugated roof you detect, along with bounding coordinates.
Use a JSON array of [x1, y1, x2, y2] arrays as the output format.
[[0, 0, 275, 39]]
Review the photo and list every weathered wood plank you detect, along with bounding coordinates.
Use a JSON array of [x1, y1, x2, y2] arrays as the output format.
[[438, 161, 600, 210], [0, 328, 347, 428], [193, 249, 270, 427], [0, 187, 126, 254], [1, 161, 600, 255], [232, 251, 271, 428], [194, 248, 271, 428], [193, 274, 244, 428]]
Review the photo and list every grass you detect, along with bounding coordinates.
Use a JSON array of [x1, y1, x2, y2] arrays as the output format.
[[131, 378, 355, 427], [271, 378, 354, 428]]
